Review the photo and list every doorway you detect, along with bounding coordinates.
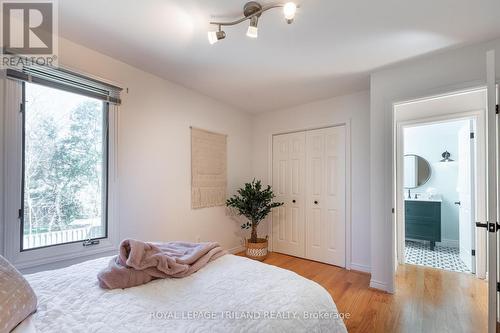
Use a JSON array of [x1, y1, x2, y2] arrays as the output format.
[[394, 88, 488, 279], [390, 51, 499, 332]]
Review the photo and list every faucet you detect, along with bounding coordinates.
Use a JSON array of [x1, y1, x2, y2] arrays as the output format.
[[407, 189, 411, 199]]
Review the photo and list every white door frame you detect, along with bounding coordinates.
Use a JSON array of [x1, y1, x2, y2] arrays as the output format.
[[485, 50, 499, 332], [458, 120, 476, 273], [267, 121, 352, 270], [394, 109, 487, 278]]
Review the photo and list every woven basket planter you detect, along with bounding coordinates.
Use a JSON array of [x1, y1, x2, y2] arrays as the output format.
[[245, 237, 268, 261]]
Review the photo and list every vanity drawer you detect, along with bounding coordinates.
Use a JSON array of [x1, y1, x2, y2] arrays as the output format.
[[405, 218, 440, 241], [405, 201, 440, 219]]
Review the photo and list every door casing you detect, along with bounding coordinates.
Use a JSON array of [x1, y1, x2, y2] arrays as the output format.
[[395, 109, 487, 277]]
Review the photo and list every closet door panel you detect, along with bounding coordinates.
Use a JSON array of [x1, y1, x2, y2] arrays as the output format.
[[305, 126, 346, 267], [272, 132, 306, 257], [306, 131, 324, 258], [273, 135, 288, 245], [325, 127, 346, 266]]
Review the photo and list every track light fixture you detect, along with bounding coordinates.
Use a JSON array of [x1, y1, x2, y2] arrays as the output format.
[[208, 1, 298, 44]]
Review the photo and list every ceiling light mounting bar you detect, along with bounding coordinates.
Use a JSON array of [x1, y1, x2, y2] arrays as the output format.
[[209, 4, 290, 27]]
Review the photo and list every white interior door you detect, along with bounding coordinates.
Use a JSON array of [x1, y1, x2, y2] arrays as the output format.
[[305, 126, 346, 267], [485, 50, 498, 332], [457, 122, 474, 272], [272, 132, 306, 257]]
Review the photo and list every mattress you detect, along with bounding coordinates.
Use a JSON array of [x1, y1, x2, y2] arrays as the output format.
[[24, 254, 347, 333]]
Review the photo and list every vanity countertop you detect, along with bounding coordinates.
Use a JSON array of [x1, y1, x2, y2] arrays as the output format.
[[405, 198, 442, 202]]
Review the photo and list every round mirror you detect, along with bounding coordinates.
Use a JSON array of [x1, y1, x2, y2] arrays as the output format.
[[404, 154, 431, 189]]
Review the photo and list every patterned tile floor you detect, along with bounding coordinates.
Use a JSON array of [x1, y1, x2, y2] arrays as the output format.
[[404, 240, 471, 273]]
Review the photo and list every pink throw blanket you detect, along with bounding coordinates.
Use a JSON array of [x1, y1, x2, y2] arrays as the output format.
[[98, 239, 226, 289]]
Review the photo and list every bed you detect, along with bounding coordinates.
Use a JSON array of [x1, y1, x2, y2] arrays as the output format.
[[19, 254, 347, 333]]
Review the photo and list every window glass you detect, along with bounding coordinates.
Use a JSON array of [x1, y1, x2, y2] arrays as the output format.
[[22, 82, 108, 250]]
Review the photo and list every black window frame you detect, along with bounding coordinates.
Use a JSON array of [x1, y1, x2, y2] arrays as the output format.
[[20, 81, 110, 252]]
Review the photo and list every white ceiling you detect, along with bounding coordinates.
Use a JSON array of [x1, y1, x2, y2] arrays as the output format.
[[59, 0, 500, 112]]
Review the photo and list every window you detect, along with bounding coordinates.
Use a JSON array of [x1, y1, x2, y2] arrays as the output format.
[[4, 65, 121, 267], [21, 82, 108, 250]]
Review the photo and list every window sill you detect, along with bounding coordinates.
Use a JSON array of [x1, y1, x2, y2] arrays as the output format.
[[7, 238, 118, 271]]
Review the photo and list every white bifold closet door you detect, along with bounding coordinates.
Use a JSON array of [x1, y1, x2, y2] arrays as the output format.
[[272, 126, 346, 267], [272, 131, 306, 258], [305, 127, 346, 266]]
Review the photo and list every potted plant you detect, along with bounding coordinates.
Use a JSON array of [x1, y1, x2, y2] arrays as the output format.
[[226, 179, 283, 261]]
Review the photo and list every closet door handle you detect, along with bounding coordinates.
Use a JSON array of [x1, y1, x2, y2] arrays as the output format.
[[314, 200, 319, 205], [292, 200, 296, 203]]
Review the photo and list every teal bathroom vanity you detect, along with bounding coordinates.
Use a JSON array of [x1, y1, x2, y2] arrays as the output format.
[[403, 154, 442, 251], [405, 199, 442, 250]]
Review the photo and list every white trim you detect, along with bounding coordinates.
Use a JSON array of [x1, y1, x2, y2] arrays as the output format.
[[350, 262, 371, 273], [266, 133, 274, 252], [267, 122, 353, 270], [345, 119, 353, 270], [3, 78, 22, 259], [3, 79, 120, 269], [227, 245, 246, 254], [485, 50, 498, 333], [369, 279, 387, 290], [393, 86, 488, 108]]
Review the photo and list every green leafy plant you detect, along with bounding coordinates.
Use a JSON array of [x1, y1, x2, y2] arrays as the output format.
[[226, 179, 283, 243]]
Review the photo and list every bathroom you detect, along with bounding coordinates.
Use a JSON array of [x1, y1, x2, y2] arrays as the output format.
[[403, 119, 475, 273]]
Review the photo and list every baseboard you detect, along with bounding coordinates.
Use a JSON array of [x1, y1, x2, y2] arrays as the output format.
[[437, 239, 459, 248], [227, 245, 245, 254], [369, 279, 389, 292], [350, 262, 371, 273]]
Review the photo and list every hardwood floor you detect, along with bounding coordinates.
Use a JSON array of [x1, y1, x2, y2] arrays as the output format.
[[242, 251, 488, 333]]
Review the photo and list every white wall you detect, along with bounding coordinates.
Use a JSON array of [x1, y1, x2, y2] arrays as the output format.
[[252, 91, 371, 272], [60, 39, 255, 251], [404, 120, 469, 244], [370, 38, 500, 292], [1, 37, 254, 269]]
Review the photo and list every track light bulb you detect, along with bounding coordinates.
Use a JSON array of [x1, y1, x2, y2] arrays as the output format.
[[247, 16, 259, 38], [283, 2, 296, 24], [247, 26, 258, 38]]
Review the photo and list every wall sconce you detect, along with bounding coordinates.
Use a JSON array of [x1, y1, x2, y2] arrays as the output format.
[[440, 151, 454, 162]]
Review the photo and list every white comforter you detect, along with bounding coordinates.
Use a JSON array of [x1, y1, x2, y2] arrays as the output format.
[[25, 254, 347, 333]]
